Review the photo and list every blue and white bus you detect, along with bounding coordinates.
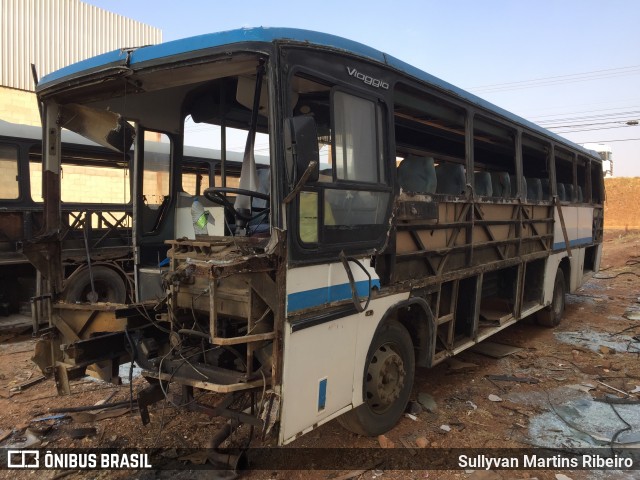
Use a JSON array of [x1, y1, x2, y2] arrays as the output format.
[[32, 27, 604, 448]]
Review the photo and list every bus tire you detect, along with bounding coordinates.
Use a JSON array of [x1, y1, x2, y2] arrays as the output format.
[[536, 268, 566, 327], [63, 266, 127, 304], [337, 320, 415, 437]]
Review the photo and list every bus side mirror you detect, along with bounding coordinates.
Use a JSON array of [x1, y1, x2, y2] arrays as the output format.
[[284, 116, 319, 190]]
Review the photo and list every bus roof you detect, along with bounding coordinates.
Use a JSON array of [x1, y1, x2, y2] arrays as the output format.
[[37, 27, 600, 161]]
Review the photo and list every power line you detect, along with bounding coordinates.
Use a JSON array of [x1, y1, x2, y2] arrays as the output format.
[[536, 110, 640, 126], [531, 104, 640, 120], [588, 138, 640, 143], [544, 120, 639, 130], [468, 65, 640, 93], [554, 125, 638, 134]]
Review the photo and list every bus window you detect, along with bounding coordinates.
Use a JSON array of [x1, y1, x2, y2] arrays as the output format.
[[60, 159, 129, 204], [393, 84, 466, 196], [29, 144, 130, 204], [182, 161, 210, 196], [473, 117, 516, 199], [577, 156, 587, 203], [292, 74, 390, 247], [334, 91, 384, 184], [591, 161, 603, 203], [0, 144, 19, 200], [141, 133, 171, 233], [522, 134, 551, 201], [554, 148, 574, 203]]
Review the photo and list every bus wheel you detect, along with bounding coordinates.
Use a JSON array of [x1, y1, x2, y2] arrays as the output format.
[[536, 268, 566, 327], [63, 266, 127, 304], [337, 320, 415, 437]]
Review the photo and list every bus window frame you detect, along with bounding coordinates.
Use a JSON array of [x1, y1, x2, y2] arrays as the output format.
[[553, 146, 575, 204], [286, 66, 393, 261], [521, 132, 553, 202], [0, 141, 22, 202], [137, 128, 175, 238], [472, 114, 518, 200]]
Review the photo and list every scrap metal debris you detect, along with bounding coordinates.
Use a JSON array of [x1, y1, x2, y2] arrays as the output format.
[[485, 375, 539, 384], [471, 341, 523, 358]]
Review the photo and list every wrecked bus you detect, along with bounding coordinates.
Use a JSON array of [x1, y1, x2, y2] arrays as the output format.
[[31, 27, 604, 447], [0, 120, 256, 326]]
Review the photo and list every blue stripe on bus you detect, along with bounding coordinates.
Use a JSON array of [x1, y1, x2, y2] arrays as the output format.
[[287, 279, 380, 313], [552, 236, 593, 250]]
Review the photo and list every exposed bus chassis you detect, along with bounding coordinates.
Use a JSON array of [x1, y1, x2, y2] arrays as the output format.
[[34, 233, 283, 450]]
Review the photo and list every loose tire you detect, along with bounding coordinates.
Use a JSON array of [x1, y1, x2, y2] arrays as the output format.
[[536, 268, 566, 327], [63, 266, 127, 304], [338, 320, 415, 436]]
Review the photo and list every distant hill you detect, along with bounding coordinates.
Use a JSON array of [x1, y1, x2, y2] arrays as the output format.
[[604, 177, 640, 230]]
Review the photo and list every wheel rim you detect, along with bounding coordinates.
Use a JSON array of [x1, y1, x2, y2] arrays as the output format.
[[365, 343, 406, 414]]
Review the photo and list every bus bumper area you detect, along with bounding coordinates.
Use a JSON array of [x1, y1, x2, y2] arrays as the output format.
[[33, 236, 282, 442]]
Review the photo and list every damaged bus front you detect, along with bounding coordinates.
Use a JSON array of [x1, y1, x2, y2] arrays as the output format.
[[34, 28, 602, 452], [33, 28, 399, 448]]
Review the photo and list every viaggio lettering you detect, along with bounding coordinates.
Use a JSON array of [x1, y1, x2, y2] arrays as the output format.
[[347, 67, 389, 89]]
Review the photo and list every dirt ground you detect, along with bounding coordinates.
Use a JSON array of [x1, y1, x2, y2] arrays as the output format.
[[1, 230, 639, 480], [604, 177, 640, 230]]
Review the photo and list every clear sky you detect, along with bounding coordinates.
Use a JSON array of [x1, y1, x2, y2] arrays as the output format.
[[85, 0, 640, 176]]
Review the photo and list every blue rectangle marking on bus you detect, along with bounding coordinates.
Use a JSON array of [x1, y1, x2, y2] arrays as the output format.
[[287, 279, 380, 313], [318, 378, 327, 411], [552, 236, 593, 250]]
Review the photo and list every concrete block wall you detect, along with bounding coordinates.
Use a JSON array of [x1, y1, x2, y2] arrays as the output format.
[[0, 87, 41, 126]]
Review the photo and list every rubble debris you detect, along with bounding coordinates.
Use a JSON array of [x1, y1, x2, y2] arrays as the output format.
[[555, 475, 573, 480], [597, 380, 630, 397], [6, 427, 42, 448], [566, 383, 595, 393], [439, 424, 451, 432], [31, 414, 69, 423], [70, 406, 131, 423], [488, 394, 503, 402], [68, 427, 97, 439], [446, 358, 478, 372], [177, 450, 209, 465], [9, 375, 45, 392], [397, 436, 417, 455], [418, 392, 438, 413], [415, 436, 429, 448], [556, 330, 634, 354], [405, 400, 422, 415], [485, 375, 539, 384], [377, 434, 394, 448], [49, 399, 134, 413], [471, 341, 523, 358], [404, 413, 417, 421]]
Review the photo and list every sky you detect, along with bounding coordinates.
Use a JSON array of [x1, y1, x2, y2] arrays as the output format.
[[84, 0, 640, 177]]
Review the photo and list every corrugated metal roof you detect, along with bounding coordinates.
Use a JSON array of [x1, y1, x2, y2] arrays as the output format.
[[0, 0, 161, 91]]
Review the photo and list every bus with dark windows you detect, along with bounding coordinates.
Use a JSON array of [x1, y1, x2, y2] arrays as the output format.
[[0, 120, 263, 325], [30, 27, 604, 450]]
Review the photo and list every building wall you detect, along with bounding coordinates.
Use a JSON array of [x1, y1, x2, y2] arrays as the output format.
[[1, 0, 162, 92], [0, 87, 41, 126], [0, 0, 163, 203]]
